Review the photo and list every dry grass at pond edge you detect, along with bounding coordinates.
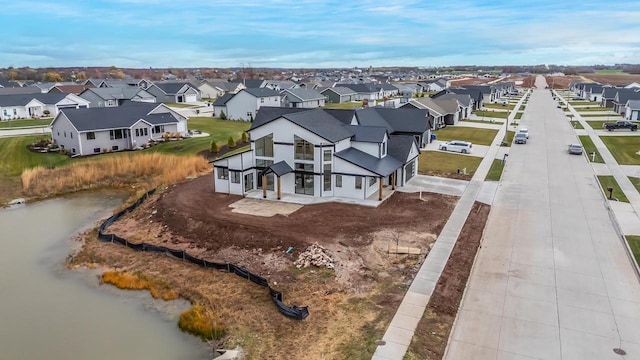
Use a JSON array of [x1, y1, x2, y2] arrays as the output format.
[[20, 152, 210, 197], [102, 270, 180, 301]]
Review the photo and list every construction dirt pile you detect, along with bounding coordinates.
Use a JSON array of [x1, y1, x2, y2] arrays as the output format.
[[294, 242, 335, 269]]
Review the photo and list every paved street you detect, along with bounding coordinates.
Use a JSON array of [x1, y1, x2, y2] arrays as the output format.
[[444, 76, 640, 359]]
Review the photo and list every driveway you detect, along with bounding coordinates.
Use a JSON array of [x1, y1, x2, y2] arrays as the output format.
[[445, 76, 640, 359]]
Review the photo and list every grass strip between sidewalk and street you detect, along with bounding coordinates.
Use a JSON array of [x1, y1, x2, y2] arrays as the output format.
[[597, 176, 629, 203], [626, 236, 640, 267], [578, 136, 604, 163], [485, 159, 505, 181]]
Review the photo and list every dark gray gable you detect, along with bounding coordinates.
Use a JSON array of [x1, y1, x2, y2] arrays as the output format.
[[212, 93, 235, 105], [60, 102, 176, 132], [334, 147, 402, 176]]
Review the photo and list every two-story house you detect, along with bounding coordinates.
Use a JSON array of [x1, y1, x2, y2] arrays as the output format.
[[219, 88, 282, 121], [212, 107, 427, 202]]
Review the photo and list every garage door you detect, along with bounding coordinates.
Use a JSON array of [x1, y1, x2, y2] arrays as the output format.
[[185, 94, 197, 103], [404, 160, 415, 183]]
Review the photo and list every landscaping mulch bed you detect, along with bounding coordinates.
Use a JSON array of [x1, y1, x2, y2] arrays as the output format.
[[405, 201, 491, 360], [197, 140, 249, 160]]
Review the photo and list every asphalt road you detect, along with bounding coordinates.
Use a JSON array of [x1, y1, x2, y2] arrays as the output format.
[[445, 76, 640, 359]]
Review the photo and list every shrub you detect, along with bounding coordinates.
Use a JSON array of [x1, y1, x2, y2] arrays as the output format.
[[241, 132, 248, 143], [219, 110, 227, 120], [227, 136, 236, 148], [210, 140, 219, 154], [178, 305, 225, 340]]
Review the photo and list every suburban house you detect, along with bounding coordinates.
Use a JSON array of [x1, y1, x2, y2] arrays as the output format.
[[320, 87, 357, 103], [583, 84, 605, 102], [401, 98, 446, 130], [338, 83, 383, 101], [624, 82, 640, 89], [215, 88, 282, 121], [433, 93, 472, 119], [448, 88, 484, 109], [0, 93, 90, 120], [0, 86, 42, 96], [198, 79, 245, 99], [625, 100, 640, 120], [393, 83, 421, 98], [420, 78, 449, 92], [613, 89, 640, 115], [230, 79, 265, 89], [48, 85, 95, 95], [138, 80, 200, 103], [601, 87, 619, 108], [264, 80, 298, 91], [79, 87, 156, 107], [281, 88, 326, 108], [212, 107, 427, 201], [50, 102, 187, 156], [375, 83, 399, 98]]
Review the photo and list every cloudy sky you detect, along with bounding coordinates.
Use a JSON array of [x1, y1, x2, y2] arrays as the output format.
[[2, 0, 639, 68]]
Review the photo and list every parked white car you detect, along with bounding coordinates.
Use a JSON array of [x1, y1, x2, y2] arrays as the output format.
[[439, 140, 473, 154], [495, 98, 509, 105]]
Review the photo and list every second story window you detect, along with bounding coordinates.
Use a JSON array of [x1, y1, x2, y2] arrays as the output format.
[[294, 135, 314, 161], [255, 134, 273, 157]]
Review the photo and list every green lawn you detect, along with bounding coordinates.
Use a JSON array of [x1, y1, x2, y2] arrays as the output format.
[[164, 102, 198, 108], [515, 112, 523, 120], [578, 136, 604, 163], [460, 119, 504, 124], [474, 110, 509, 119], [418, 151, 482, 177], [504, 130, 515, 146], [150, 117, 250, 155], [597, 176, 629, 202], [483, 103, 512, 110], [0, 118, 53, 129], [580, 113, 618, 117], [601, 136, 640, 165], [585, 121, 612, 130], [571, 121, 584, 129], [323, 102, 364, 109], [569, 101, 600, 106], [576, 107, 614, 112], [485, 159, 505, 181], [433, 126, 498, 146], [0, 135, 70, 177], [625, 236, 640, 267]]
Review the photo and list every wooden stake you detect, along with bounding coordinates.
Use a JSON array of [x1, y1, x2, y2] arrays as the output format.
[[277, 176, 281, 200], [378, 178, 383, 201], [262, 174, 267, 198]]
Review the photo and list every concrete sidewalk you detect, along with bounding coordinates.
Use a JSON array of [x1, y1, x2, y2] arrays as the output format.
[[372, 89, 530, 360]]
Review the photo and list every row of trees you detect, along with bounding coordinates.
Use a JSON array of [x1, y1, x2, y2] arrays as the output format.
[[209, 132, 249, 154]]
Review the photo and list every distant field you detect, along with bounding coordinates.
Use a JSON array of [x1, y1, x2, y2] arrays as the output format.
[[593, 69, 625, 74], [581, 73, 640, 86]]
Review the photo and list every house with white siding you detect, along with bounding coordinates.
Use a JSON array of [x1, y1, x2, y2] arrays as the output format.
[[139, 80, 200, 103], [320, 87, 357, 103], [281, 88, 326, 108], [0, 93, 90, 120], [625, 100, 640, 120], [79, 87, 156, 108], [212, 107, 427, 202], [221, 88, 282, 121], [50, 102, 187, 156]]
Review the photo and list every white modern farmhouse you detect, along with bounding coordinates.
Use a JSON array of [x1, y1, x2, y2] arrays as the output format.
[[50, 102, 187, 155], [213, 106, 430, 202]]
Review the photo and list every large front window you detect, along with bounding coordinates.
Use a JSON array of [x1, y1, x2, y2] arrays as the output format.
[[256, 159, 274, 191], [109, 129, 126, 140], [294, 135, 314, 160], [324, 164, 331, 191], [255, 134, 273, 157], [295, 173, 314, 195]]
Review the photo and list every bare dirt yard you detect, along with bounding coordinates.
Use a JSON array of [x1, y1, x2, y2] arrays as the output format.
[[69, 175, 488, 359], [544, 75, 582, 89], [581, 73, 640, 86]]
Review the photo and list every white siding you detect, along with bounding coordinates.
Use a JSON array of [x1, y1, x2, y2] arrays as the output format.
[[51, 113, 81, 154], [226, 91, 281, 121]]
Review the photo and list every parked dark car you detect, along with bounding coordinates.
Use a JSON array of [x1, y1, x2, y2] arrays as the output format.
[[604, 121, 638, 132], [514, 133, 527, 144]]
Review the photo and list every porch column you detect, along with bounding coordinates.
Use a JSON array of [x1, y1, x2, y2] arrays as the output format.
[[378, 178, 383, 201], [262, 175, 267, 198], [277, 176, 281, 200], [391, 171, 396, 190]]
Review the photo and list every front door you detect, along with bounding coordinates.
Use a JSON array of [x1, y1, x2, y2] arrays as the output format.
[[244, 173, 253, 192]]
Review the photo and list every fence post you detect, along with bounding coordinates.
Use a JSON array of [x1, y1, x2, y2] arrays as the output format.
[[111, 234, 114, 243]]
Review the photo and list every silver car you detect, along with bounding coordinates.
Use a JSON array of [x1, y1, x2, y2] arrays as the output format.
[[568, 144, 583, 155], [439, 140, 473, 154]]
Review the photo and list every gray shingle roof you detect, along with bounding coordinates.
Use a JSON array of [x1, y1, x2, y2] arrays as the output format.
[[322, 109, 356, 124], [80, 87, 145, 101], [0, 93, 68, 107], [282, 110, 353, 142], [154, 82, 196, 95], [615, 89, 640, 104], [388, 135, 416, 162], [357, 107, 429, 133], [58, 103, 177, 132], [244, 88, 281, 98], [0, 87, 42, 96], [321, 87, 357, 96], [344, 125, 387, 143], [251, 107, 311, 129], [282, 88, 325, 102], [334, 147, 402, 176], [338, 83, 378, 93], [437, 93, 472, 107], [626, 100, 640, 109], [267, 161, 294, 177], [212, 93, 235, 105]]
